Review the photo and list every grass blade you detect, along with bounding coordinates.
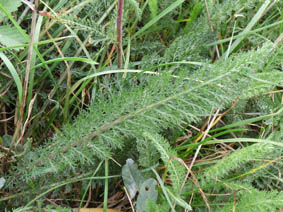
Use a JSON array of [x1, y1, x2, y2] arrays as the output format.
[[132, 0, 184, 39], [0, 52, 23, 105], [32, 57, 98, 70], [151, 167, 175, 212], [225, 0, 271, 56]]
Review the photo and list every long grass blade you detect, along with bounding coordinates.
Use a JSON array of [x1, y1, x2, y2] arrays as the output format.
[[132, 0, 184, 39], [224, 0, 271, 56], [151, 167, 175, 212], [0, 52, 23, 105]]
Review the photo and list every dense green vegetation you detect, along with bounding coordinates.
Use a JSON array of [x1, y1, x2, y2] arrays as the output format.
[[0, 0, 282, 211]]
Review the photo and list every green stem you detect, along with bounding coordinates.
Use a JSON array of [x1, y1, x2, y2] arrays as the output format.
[[104, 159, 109, 212]]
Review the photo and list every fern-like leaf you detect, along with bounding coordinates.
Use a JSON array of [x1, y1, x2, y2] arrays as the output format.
[[214, 183, 283, 212], [6, 42, 282, 194], [144, 132, 186, 193], [126, 0, 142, 21], [200, 143, 275, 184]]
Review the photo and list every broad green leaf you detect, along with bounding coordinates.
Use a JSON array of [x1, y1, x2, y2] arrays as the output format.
[[0, 26, 27, 50], [0, 177, 5, 189], [136, 178, 158, 212], [122, 159, 144, 199], [0, 0, 22, 20]]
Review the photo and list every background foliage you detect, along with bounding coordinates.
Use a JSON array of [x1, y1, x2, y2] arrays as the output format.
[[0, 0, 282, 211]]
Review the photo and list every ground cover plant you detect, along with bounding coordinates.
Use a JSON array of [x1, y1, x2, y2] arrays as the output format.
[[0, 0, 282, 211]]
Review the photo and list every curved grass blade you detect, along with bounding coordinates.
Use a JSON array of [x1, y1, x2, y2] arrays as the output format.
[[32, 57, 98, 70], [224, 0, 271, 56], [203, 138, 283, 147], [132, 0, 184, 39], [151, 167, 175, 212], [0, 36, 74, 51], [0, 52, 23, 105]]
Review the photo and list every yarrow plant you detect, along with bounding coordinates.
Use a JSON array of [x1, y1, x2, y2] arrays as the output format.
[[0, 0, 282, 211]]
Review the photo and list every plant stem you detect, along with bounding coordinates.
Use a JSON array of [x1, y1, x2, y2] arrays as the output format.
[[103, 159, 109, 212], [117, 0, 124, 68]]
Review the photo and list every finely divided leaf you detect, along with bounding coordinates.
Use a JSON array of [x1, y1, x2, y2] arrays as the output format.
[[144, 132, 186, 193]]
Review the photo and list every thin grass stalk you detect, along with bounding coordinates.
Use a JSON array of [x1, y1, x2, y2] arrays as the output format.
[[203, 0, 220, 59], [206, 20, 283, 47], [21, 0, 38, 124], [224, 0, 271, 56], [103, 159, 109, 212], [8, 0, 38, 156]]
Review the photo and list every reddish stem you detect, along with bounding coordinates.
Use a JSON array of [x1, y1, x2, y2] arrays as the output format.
[[117, 0, 124, 68]]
